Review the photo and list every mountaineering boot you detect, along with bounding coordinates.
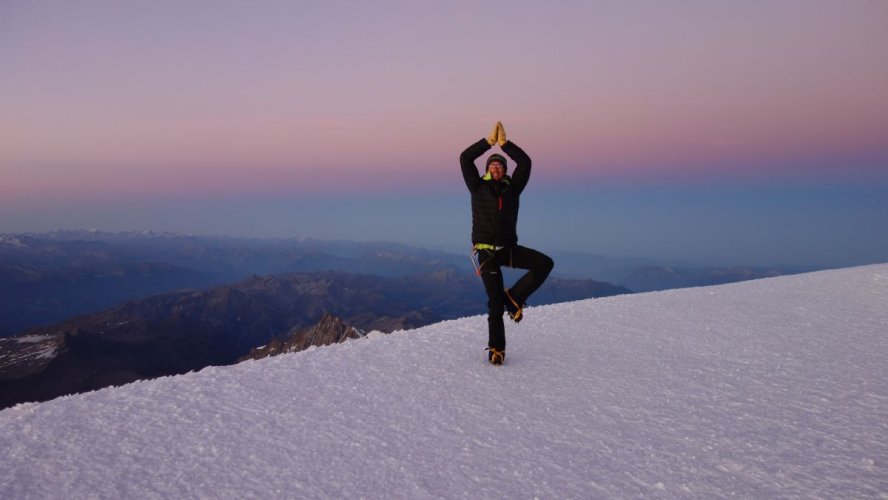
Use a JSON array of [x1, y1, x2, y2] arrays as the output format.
[[486, 347, 505, 366], [504, 289, 524, 323]]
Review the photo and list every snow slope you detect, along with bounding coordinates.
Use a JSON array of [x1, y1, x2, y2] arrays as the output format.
[[2, 265, 886, 499]]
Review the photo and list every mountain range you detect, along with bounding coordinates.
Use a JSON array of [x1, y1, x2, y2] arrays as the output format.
[[0, 231, 468, 335], [0, 230, 821, 409], [0, 267, 628, 409], [0, 230, 821, 336]]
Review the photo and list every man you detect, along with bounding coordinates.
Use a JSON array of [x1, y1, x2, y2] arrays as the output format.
[[460, 121, 554, 366]]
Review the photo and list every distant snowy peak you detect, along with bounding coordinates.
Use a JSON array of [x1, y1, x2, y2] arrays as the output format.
[[0, 235, 28, 248], [39, 229, 188, 240], [5, 229, 329, 244]]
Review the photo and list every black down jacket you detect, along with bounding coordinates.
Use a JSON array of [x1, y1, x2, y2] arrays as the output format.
[[459, 138, 532, 247]]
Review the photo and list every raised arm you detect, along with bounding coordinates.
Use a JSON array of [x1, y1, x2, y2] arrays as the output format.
[[459, 138, 492, 192], [501, 140, 531, 193]]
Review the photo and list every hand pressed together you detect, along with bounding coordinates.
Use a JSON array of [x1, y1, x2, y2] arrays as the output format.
[[485, 121, 508, 147]]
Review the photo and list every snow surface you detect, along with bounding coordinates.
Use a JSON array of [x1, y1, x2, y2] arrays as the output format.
[[10, 335, 52, 344], [0, 335, 58, 366], [2, 265, 887, 499], [0, 234, 28, 247]]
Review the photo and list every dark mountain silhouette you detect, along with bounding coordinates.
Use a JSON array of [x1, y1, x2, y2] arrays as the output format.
[[1, 231, 821, 337], [0, 269, 628, 409], [0, 260, 217, 335], [240, 312, 364, 362], [0, 231, 468, 336]]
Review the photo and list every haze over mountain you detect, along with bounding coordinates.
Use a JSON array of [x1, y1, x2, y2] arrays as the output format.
[[0, 231, 818, 336], [2, 264, 884, 498], [0, 231, 470, 335], [0, 230, 843, 409]]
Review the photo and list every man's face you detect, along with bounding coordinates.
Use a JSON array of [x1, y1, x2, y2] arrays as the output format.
[[488, 161, 505, 181]]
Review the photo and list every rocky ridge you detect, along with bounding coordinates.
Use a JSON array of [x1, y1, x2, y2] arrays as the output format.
[[241, 312, 364, 361]]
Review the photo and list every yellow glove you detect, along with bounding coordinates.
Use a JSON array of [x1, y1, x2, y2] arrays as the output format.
[[486, 121, 501, 146], [496, 121, 507, 146]]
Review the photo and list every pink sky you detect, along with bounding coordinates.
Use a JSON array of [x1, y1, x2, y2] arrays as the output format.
[[2, 1, 887, 201]]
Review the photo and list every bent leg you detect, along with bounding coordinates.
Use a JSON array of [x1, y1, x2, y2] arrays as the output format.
[[506, 245, 554, 305]]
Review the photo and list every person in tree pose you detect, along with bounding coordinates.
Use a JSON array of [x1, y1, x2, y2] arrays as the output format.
[[460, 121, 554, 365]]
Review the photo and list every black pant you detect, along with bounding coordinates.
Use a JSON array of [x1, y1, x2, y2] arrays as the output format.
[[478, 245, 554, 350]]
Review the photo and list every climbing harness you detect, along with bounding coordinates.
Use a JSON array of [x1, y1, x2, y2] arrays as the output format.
[[470, 245, 514, 276]]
